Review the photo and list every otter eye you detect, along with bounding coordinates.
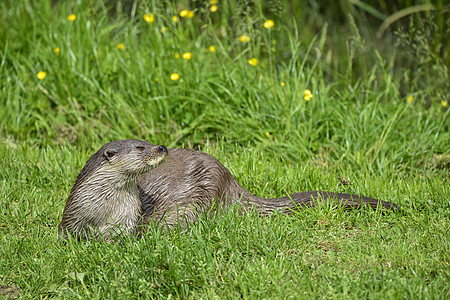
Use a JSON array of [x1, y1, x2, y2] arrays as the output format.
[[136, 146, 145, 151]]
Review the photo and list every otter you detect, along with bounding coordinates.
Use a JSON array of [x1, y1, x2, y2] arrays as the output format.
[[58, 140, 168, 242], [59, 139, 398, 241]]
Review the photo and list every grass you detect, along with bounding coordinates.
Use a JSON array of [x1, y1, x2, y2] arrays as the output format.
[[0, 0, 449, 298]]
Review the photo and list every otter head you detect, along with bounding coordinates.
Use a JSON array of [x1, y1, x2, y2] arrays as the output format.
[[73, 139, 168, 188], [99, 140, 168, 182]]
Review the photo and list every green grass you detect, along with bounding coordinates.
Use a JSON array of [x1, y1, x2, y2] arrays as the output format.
[[1, 0, 449, 298]]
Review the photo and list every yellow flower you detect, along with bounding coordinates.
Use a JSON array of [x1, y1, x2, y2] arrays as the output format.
[[180, 10, 188, 17], [67, 14, 76, 22], [442, 101, 448, 107], [209, 0, 218, 4], [182, 52, 192, 60], [144, 13, 154, 23], [160, 26, 168, 33], [172, 16, 178, 22], [53, 47, 60, 55], [265, 132, 271, 138], [239, 34, 250, 43], [116, 43, 125, 50], [248, 58, 259, 66], [209, 45, 216, 52], [210, 5, 218, 12], [304, 89, 313, 101], [37, 71, 46, 80], [170, 73, 180, 81], [280, 82, 285, 87], [406, 95, 414, 103], [264, 19, 274, 29], [174, 53, 180, 59]]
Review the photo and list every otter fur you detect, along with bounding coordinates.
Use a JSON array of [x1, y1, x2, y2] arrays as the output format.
[[59, 140, 398, 241], [138, 148, 398, 227], [58, 140, 168, 242]]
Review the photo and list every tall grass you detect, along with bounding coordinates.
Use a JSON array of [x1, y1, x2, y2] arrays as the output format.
[[0, 0, 449, 298], [1, 0, 448, 173]]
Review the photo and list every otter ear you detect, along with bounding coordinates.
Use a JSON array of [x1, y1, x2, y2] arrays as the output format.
[[103, 149, 118, 161]]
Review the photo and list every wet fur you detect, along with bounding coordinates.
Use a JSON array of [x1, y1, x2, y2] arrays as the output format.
[[138, 148, 398, 228], [59, 140, 398, 241], [58, 140, 167, 242]]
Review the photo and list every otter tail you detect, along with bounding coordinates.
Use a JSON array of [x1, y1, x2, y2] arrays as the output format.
[[243, 191, 399, 215]]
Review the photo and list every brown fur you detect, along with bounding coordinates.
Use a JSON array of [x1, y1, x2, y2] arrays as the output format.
[[58, 139, 168, 242], [59, 140, 398, 241], [138, 148, 398, 228]]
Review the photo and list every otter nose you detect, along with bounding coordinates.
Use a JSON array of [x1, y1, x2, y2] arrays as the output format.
[[158, 145, 167, 153]]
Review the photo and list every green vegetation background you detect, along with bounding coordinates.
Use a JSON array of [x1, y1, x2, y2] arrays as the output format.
[[0, 0, 449, 298]]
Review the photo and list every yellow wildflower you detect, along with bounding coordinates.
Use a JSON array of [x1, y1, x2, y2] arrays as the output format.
[[160, 26, 168, 33], [264, 20, 274, 29], [37, 71, 46, 80], [210, 5, 218, 12], [53, 47, 60, 55], [172, 16, 178, 22], [406, 95, 414, 103], [67, 14, 76, 22], [182, 52, 192, 60], [170, 73, 180, 81], [248, 58, 259, 66], [280, 82, 285, 87], [239, 34, 250, 43], [187, 10, 194, 18], [304, 89, 313, 101], [174, 53, 180, 59], [442, 101, 447, 108], [180, 10, 188, 17], [209, 0, 218, 4], [209, 45, 216, 52], [144, 13, 154, 23], [265, 132, 271, 138], [116, 43, 125, 50]]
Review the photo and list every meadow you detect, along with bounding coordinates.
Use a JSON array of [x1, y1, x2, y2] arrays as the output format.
[[0, 0, 449, 298]]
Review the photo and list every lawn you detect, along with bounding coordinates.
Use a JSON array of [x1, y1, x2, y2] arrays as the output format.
[[0, 0, 449, 298]]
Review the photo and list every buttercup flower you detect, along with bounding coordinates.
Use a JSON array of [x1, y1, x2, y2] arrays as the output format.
[[170, 73, 180, 81], [239, 34, 250, 43], [174, 53, 180, 59], [209, 45, 216, 52], [187, 11, 194, 18], [144, 13, 154, 23], [67, 14, 76, 21], [280, 82, 285, 87], [116, 43, 125, 50], [442, 101, 447, 107], [180, 9, 189, 18], [209, 0, 218, 4], [304, 89, 313, 101], [406, 95, 414, 103], [172, 16, 178, 22], [210, 5, 218, 12], [264, 20, 274, 29], [160, 26, 168, 33], [37, 71, 46, 80], [248, 58, 259, 66], [182, 52, 192, 60], [54, 47, 60, 55], [265, 132, 271, 138]]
